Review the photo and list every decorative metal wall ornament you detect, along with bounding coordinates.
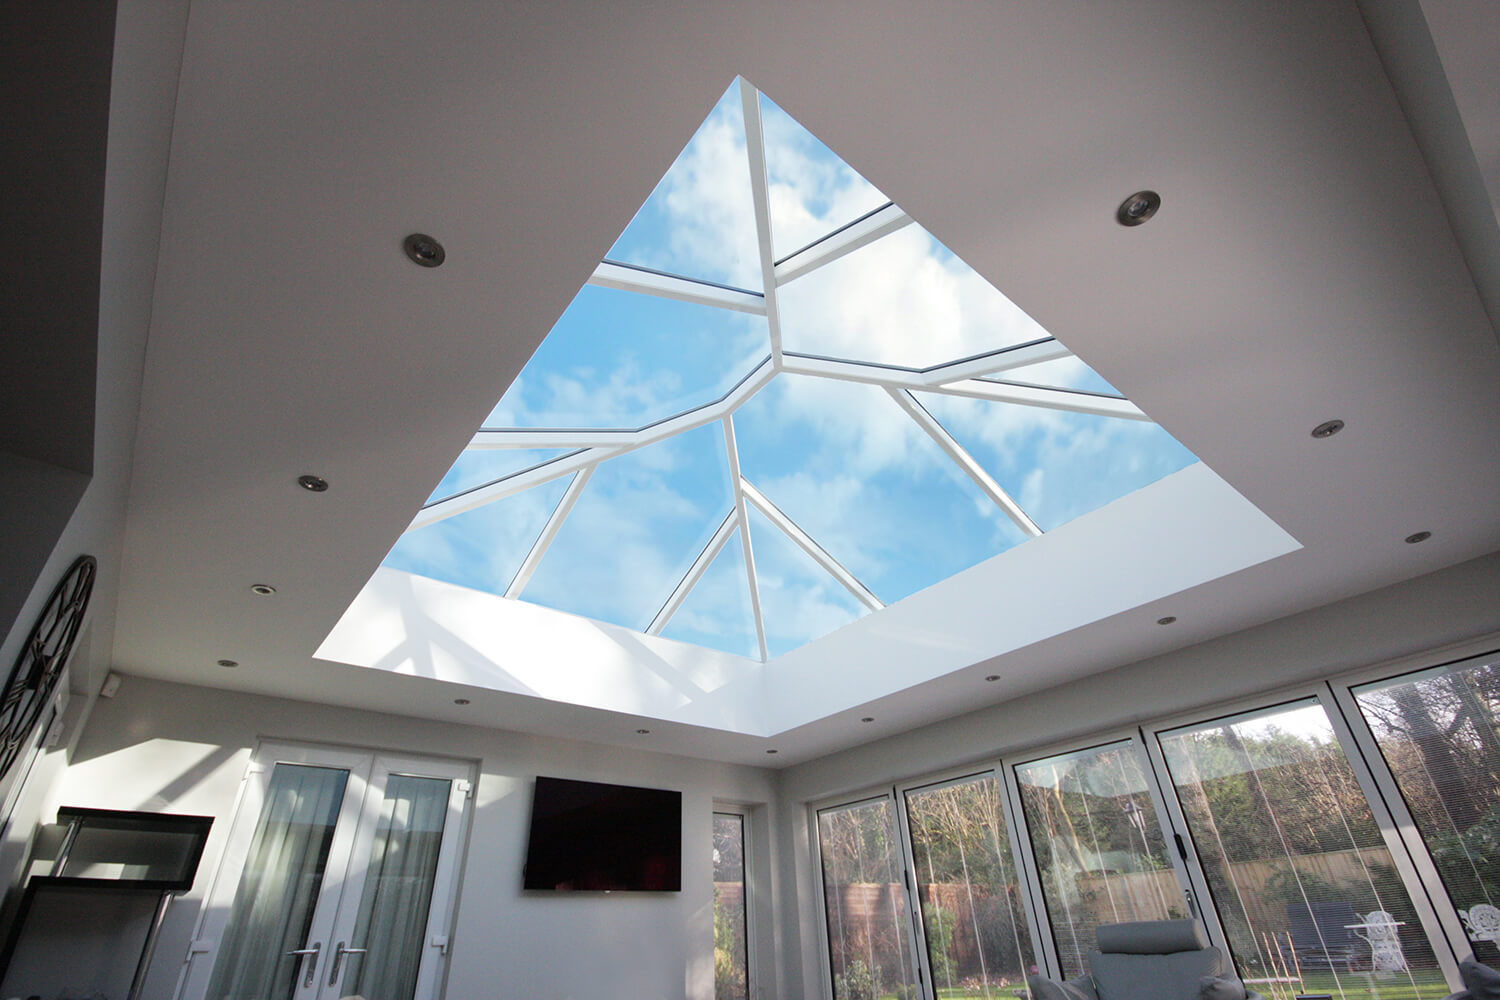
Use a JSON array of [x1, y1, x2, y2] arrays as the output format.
[[0, 555, 96, 781]]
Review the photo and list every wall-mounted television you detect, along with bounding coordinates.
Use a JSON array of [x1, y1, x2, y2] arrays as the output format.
[[522, 776, 681, 892]]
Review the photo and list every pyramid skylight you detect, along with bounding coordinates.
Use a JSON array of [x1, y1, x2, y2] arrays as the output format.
[[381, 79, 1199, 662]]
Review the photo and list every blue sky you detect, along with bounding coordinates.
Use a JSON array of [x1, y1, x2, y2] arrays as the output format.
[[381, 80, 1199, 660]]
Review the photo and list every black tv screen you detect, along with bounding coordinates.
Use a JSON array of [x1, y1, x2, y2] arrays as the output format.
[[522, 776, 681, 892]]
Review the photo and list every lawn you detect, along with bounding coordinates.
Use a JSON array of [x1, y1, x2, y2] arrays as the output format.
[[901, 966, 1455, 1000]]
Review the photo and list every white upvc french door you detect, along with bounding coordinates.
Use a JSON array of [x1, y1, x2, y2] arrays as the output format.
[[178, 742, 472, 1000]]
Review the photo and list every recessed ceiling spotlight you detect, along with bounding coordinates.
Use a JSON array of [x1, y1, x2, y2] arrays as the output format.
[[453, 698, 470, 705], [250, 584, 277, 596], [403, 233, 446, 268], [1117, 190, 1161, 227], [1311, 419, 1345, 439], [217, 659, 238, 668], [1157, 615, 1178, 625], [1405, 531, 1432, 544], [297, 474, 329, 493], [635, 728, 650, 735], [860, 717, 875, 723], [765, 749, 778, 755], [984, 674, 1001, 682]]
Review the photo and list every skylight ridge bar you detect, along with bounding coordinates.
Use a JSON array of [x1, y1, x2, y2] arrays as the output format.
[[738, 478, 884, 612], [919, 338, 1072, 384], [739, 79, 784, 365], [504, 466, 594, 599], [920, 379, 1148, 420], [589, 261, 766, 315], [722, 415, 768, 661], [596, 258, 764, 297], [646, 509, 738, 635], [773, 203, 912, 286], [406, 448, 613, 532], [884, 387, 1043, 537], [978, 377, 1127, 401]]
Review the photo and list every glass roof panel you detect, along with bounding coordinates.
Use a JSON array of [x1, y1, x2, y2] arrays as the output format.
[[993, 356, 1123, 397], [776, 221, 1052, 369], [746, 506, 866, 659], [658, 529, 759, 659], [606, 82, 761, 291], [484, 284, 767, 429], [384, 476, 570, 597], [915, 392, 1198, 532], [759, 92, 891, 261], [519, 422, 733, 631], [425, 448, 572, 505], [734, 375, 1030, 607]]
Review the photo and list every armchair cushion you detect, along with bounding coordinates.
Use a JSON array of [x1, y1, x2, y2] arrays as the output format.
[[1090, 948, 1222, 1000], [1463, 958, 1500, 1000], [1027, 974, 1098, 1000], [1199, 974, 1248, 1000]]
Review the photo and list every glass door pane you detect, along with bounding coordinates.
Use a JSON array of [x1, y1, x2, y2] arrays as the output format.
[[714, 812, 749, 1000], [1353, 656, 1500, 961], [205, 763, 350, 1000], [339, 774, 452, 1000], [1014, 741, 1183, 978], [904, 773, 1037, 999], [817, 798, 919, 1000], [1156, 700, 1446, 1000]]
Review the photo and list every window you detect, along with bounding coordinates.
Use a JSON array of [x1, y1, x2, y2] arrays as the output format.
[[714, 812, 750, 1000]]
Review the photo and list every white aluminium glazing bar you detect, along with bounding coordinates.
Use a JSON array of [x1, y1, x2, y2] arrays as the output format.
[[646, 508, 738, 635], [468, 358, 777, 451], [885, 388, 1043, 538], [407, 448, 613, 532], [739, 478, 884, 612], [589, 261, 766, 316], [773, 203, 913, 285], [922, 379, 1148, 420], [920, 339, 1073, 384], [739, 79, 785, 365], [723, 415, 769, 661], [504, 466, 594, 599]]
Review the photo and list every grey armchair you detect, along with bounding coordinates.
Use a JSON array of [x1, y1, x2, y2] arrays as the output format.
[[1444, 957, 1500, 1000], [1027, 920, 1263, 1000]]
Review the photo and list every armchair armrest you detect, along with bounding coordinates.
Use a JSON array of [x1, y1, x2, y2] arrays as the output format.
[[1027, 973, 1098, 1000]]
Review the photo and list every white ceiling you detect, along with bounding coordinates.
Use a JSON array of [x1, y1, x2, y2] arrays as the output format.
[[109, 0, 1500, 765]]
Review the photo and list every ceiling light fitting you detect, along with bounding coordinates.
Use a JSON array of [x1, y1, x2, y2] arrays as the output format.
[[453, 698, 470, 705], [1157, 615, 1178, 625], [635, 728, 650, 734], [985, 674, 1001, 682], [1405, 531, 1432, 544], [860, 717, 874, 723], [249, 584, 276, 596], [1311, 419, 1345, 439], [297, 474, 329, 492], [1117, 190, 1161, 227], [403, 233, 445, 268], [217, 659, 238, 668], [765, 749, 778, 755]]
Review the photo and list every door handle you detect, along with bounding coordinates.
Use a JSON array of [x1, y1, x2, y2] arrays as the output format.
[[286, 941, 321, 988], [328, 940, 369, 985]]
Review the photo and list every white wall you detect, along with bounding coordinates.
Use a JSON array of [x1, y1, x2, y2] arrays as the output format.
[[52, 677, 784, 1000], [772, 550, 1500, 999]]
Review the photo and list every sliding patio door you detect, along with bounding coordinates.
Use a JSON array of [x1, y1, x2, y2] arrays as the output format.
[[179, 743, 471, 1000]]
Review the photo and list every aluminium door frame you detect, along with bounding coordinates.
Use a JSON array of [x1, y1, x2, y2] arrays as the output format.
[[1326, 644, 1500, 972], [1004, 727, 1204, 978], [893, 762, 1049, 1000], [1142, 682, 1462, 989], [808, 788, 928, 1000], [712, 804, 757, 1000]]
